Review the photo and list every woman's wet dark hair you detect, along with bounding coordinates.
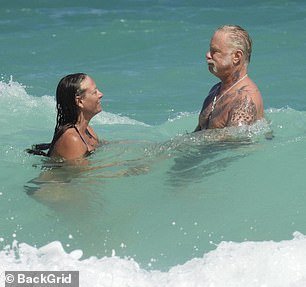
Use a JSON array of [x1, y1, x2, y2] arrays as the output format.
[[26, 73, 88, 157], [54, 73, 87, 133]]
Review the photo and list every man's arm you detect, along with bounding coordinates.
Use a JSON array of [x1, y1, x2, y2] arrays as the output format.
[[227, 95, 258, 126]]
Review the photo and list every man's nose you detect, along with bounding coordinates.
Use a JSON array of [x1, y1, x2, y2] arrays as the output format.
[[206, 51, 212, 61]]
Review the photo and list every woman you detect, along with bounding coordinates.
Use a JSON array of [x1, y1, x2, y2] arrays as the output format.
[[27, 73, 103, 161]]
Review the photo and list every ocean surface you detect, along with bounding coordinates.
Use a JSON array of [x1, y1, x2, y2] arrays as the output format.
[[1, 0, 306, 286]]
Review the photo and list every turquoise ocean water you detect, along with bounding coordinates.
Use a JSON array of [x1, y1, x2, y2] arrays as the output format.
[[1, 1, 306, 286]]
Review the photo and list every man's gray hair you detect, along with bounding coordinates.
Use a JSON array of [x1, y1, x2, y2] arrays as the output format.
[[217, 25, 252, 64]]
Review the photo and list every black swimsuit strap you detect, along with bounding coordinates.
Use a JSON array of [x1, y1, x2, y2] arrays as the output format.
[[85, 128, 98, 141], [47, 124, 75, 157], [47, 125, 95, 157], [74, 126, 90, 152]]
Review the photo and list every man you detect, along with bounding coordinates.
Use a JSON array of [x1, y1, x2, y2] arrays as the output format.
[[194, 25, 264, 131]]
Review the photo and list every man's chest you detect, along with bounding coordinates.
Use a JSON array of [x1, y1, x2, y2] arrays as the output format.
[[199, 104, 229, 129]]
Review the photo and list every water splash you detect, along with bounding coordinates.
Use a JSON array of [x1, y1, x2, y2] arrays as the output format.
[[1, 233, 306, 287]]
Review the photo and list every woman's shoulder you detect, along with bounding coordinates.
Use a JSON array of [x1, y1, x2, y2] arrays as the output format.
[[51, 126, 87, 160], [57, 127, 83, 146]]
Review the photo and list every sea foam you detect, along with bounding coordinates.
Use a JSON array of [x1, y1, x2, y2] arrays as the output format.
[[0, 78, 148, 129], [1, 232, 306, 287]]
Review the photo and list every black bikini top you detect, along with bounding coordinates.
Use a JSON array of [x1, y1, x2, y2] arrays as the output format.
[[74, 126, 97, 156], [26, 124, 98, 158]]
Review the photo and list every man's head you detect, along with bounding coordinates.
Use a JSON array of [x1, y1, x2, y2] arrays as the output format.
[[216, 25, 252, 64], [206, 25, 252, 78]]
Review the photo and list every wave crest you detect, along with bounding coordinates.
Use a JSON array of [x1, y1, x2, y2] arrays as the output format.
[[2, 233, 306, 287], [0, 78, 148, 129]]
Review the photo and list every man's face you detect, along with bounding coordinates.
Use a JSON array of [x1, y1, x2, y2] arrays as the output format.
[[206, 31, 234, 78]]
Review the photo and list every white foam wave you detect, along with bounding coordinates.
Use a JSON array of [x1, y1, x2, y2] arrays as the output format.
[[94, 111, 149, 126], [0, 78, 55, 127], [165, 112, 272, 138], [1, 232, 306, 287], [167, 107, 305, 122], [265, 106, 294, 114], [0, 78, 148, 128], [0, 77, 54, 110], [167, 111, 196, 123]]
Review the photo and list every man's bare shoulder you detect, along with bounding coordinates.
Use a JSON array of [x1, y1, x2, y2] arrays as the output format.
[[227, 79, 264, 126], [236, 78, 263, 110], [242, 78, 262, 99]]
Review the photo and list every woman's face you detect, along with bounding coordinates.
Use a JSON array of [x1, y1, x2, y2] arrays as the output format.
[[78, 76, 104, 118]]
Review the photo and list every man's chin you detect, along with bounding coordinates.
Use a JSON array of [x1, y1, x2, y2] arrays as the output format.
[[208, 65, 217, 75]]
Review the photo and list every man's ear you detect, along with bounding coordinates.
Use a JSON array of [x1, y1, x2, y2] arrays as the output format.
[[233, 49, 243, 65]]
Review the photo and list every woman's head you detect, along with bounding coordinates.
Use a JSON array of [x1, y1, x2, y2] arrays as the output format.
[[27, 73, 103, 157], [74, 75, 104, 119], [55, 73, 88, 129]]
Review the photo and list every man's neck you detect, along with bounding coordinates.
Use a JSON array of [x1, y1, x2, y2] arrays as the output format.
[[220, 67, 248, 91]]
